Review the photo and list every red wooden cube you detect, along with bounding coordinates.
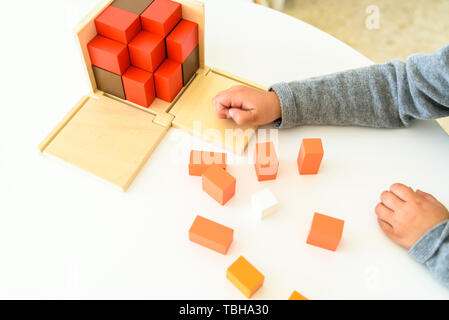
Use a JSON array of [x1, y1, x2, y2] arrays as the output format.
[[88, 35, 130, 75], [141, 0, 182, 37], [122, 66, 156, 108], [166, 19, 199, 63], [128, 31, 166, 72], [95, 6, 141, 44], [154, 59, 182, 102]]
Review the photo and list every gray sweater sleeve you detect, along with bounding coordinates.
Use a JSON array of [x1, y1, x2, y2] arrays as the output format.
[[271, 44, 449, 129], [409, 221, 449, 288]]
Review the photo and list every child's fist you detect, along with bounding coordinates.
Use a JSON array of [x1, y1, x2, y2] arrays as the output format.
[[212, 86, 281, 126], [375, 183, 449, 249]]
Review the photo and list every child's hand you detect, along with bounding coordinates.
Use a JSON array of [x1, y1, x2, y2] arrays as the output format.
[[375, 183, 449, 249], [212, 86, 281, 126]]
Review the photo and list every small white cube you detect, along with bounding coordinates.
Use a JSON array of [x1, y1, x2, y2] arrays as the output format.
[[251, 188, 279, 219]]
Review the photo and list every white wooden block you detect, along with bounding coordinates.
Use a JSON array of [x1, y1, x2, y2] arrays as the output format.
[[251, 188, 279, 219]]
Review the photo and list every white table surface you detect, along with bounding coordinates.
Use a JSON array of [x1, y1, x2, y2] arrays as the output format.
[[1, 0, 448, 299]]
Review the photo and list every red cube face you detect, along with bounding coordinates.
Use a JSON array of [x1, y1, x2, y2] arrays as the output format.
[[166, 19, 199, 63], [254, 142, 279, 181], [128, 31, 166, 72], [154, 59, 182, 102], [122, 67, 156, 108], [88, 35, 130, 75], [95, 6, 141, 44], [141, 0, 182, 37]]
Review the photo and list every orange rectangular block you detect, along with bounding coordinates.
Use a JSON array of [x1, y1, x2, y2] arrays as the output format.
[[202, 166, 236, 205], [189, 150, 227, 176], [227, 256, 264, 298], [141, 0, 182, 37], [297, 138, 324, 175], [306, 212, 344, 251], [254, 142, 279, 181], [289, 290, 308, 300], [189, 215, 234, 255]]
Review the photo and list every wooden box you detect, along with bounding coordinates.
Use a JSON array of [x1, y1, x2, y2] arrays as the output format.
[[38, 0, 266, 191]]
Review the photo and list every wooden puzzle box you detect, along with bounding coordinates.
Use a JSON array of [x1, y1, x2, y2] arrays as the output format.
[[38, 0, 268, 191]]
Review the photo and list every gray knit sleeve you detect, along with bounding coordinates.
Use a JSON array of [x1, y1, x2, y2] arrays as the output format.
[[271, 44, 449, 129], [409, 220, 449, 288]]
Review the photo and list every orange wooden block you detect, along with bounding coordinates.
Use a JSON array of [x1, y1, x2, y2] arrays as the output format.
[[154, 59, 183, 102], [95, 6, 141, 44], [254, 142, 279, 181], [166, 19, 199, 63], [128, 31, 165, 72], [306, 212, 344, 251], [189, 150, 227, 176], [202, 166, 236, 205], [227, 256, 264, 298], [289, 290, 308, 300], [189, 215, 234, 255], [141, 0, 182, 37], [122, 66, 155, 108], [298, 138, 324, 175], [87, 35, 130, 75]]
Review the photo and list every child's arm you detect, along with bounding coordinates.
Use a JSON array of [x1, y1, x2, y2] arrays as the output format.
[[376, 184, 449, 288], [213, 44, 449, 128]]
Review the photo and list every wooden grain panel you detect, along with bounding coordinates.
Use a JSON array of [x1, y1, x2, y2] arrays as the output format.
[[38, 96, 90, 152], [170, 68, 258, 154], [104, 93, 172, 115], [43, 94, 167, 191], [212, 68, 269, 91], [173, 0, 205, 68], [437, 117, 449, 135]]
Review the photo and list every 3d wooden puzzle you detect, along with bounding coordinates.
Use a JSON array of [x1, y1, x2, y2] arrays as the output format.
[[38, 0, 267, 191]]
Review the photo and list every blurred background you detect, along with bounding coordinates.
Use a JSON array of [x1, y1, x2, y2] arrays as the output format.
[[253, 0, 449, 63]]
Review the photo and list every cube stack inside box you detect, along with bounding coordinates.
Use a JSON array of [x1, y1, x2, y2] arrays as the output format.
[[87, 0, 200, 108]]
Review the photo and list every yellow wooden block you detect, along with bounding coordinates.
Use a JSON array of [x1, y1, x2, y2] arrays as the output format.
[[226, 256, 264, 298], [289, 290, 308, 300]]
